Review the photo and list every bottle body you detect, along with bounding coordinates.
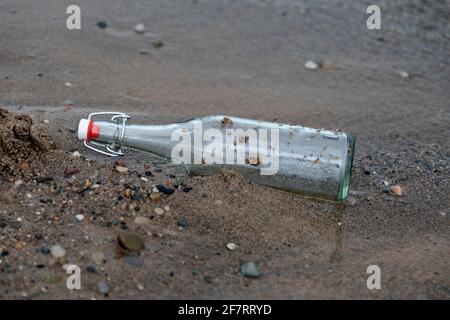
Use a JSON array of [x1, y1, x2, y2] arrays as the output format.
[[84, 115, 355, 201]]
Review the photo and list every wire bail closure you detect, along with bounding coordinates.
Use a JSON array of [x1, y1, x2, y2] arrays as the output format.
[[83, 112, 130, 157]]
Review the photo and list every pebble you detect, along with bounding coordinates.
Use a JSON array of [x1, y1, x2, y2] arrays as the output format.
[[133, 23, 146, 34], [154, 207, 165, 215], [226, 242, 237, 251], [96, 21, 107, 29], [116, 165, 129, 174], [240, 261, 261, 278], [182, 186, 193, 193], [64, 99, 74, 106], [398, 71, 410, 78], [439, 211, 446, 217], [65, 82, 72, 87], [304, 60, 319, 70], [177, 218, 189, 228], [50, 245, 66, 258], [164, 205, 170, 212], [139, 49, 150, 55], [72, 151, 81, 157], [86, 266, 97, 273], [91, 252, 106, 265], [123, 188, 132, 198], [390, 185, 403, 196], [137, 284, 145, 291], [97, 282, 110, 295], [36, 176, 53, 183], [123, 256, 144, 267], [347, 197, 357, 206], [75, 214, 84, 222], [152, 40, 164, 48], [214, 200, 223, 206], [40, 246, 50, 255], [150, 193, 161, 202], [64, 168, 80, 176], [14, 180, 23, 188], [117, 232, 145, 252], [135, 216, 150, 225], [156, 184, 175, 195]]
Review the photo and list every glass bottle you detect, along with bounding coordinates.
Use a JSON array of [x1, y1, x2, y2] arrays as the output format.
[[78, 112, 355, 200]]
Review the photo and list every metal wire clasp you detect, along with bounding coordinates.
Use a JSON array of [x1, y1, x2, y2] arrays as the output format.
[[83, 112, 130, 157]]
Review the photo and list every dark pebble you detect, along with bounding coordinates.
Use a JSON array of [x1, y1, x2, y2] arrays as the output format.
[[152, 40, 164, 48], [0, 220, 7, 228], [40, 246, 50, 255], [39, 197, 53, 204], [96, 21, 107, 29], [144, 171, 153, 176], [64, 168, 80, 176], [36, 176, 53, 183], [86, 266, 97, 273], [36, 264, 45, 269], [1, 250, 10, 257], [383, 186, 390, 194], [364, 170, 371, 175], [177, 218, 189, 228], [182, 186, 193, 193], [156, 184, 174, 195]]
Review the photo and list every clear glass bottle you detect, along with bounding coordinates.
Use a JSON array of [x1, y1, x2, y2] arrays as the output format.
[[78, 112, 355, 201]]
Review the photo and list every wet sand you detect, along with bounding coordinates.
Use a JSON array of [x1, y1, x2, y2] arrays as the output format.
[[0, 0, 449, 299]]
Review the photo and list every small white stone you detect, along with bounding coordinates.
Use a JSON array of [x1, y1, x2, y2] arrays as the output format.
[[50, 245, 66, 258], [75, 214, 84, 221], [304, 60, 319, 70], [137, 284, 145, 291], [91, 252, 106, 265], [26, 193, 33, 199], [214, 200, 223, 206], [152, 186, 159, 193], [43, 119, 49, 124], [226, 242, 237, 250], [154, 207, 164, 215], [134, 23, 146, 34], [72, 151, 81, 157], [164, 205, 170, 212], [439, 211, 446, 217], [65, 82, 72, 87], [141, 177, 148, 182], [116, 166, 129, 174], [14, 180, 23, 188], [135, 216, 150, 225], [398, 70, 409, 78]]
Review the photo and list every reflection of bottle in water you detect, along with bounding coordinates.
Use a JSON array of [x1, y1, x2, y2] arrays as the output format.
[[78, 113, 355, 201]]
